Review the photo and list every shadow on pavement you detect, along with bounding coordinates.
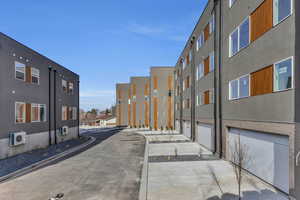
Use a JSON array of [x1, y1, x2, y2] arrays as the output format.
[[206, 189, 288, 200]]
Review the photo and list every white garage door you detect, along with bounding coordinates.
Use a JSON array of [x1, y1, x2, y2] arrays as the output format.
[[196, 123, 214, 151], [228, 128, 289, 193], [183, 121, 191, 139], [175, 120, 180, 132]]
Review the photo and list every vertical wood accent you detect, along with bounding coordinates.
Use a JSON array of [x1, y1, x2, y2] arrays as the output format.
[[204, 56, 210, 75], [145, 101, 149, 127], [204, 23, 210, 41], [153, 76, 158, 90], [204, 91, 210, 105], [186, 54, 190, 65], [144, 82, 149, 96], [26, 67, 32, 83], [26, 103, 31, 123], [251, 65, 273, 96], [153, 97, 158, 130], [133, 102, 136, 127], [132, 84, 136, 96], [128, 89, 131, 126], [250, 0, 273, 42]]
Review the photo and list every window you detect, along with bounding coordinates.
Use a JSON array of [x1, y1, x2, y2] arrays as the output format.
[[230, 29, 239, 56], [239, 75, 250, 98], [182, 59, 186, 69], [68, 82, 74, 94], [31, 68, 40, 85], [274, 57, 293, 91], [199, 93, 203, 106], [210, 89, 215, 104], [62, 106, 68, 120], [229, 79, 239, 100], [189, 50, 192, 64], [31, 104, 46, 122], [68, 107, 73, 120], [229, 75, 250, 100], [197, 32, 204, 51], [196, 66, 199, 81], [209, 14, 215, 34], [196, 95, 199, 106], [198, 62, 204, 79], [229, 17, 250, 57], [273, 0, 292, 25], [186, 99, 190, 109], [72, 107, 77, 120], [62, 80, 67, 92], [239, 18, 250, 49], [229, 0, 237, 7], [15, 61, 26, 81], [209, 52, 215, 71], [15, 102, 26, 123]]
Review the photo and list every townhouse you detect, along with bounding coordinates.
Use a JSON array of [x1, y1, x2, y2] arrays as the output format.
[[0, 33, 79, 159], [174, 0, 299, 198], [116, 83, 130, 126], [129, 77, 150, 128], [150, 67, 175, 131]]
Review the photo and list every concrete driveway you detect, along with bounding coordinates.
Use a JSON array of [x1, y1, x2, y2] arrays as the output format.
[[0, 130, 145, 200]]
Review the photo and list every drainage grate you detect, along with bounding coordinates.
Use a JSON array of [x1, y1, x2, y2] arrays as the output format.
[[149, 155, 219, 163]]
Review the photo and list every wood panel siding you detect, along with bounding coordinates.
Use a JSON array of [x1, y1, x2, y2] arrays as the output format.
[[133, 102, 136, 127], [204, 91, 210, 105], [128, 89, 131, 127], [26, 67, 32, 83], [144, 82, 149, 96], [250, 0, 273, 42], [153, 76, 158, 90], [145, 101, 149, 127], [204, 23, 210, 41], [26, 103, 31, 123], [153, 97, 158, 130], [251, 65, 273, 96], [132, 84, 136, 96], [204, 57, 210, 75], [186, 54, 190, 65]]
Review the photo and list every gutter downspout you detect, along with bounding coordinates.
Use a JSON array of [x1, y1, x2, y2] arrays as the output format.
[[179, 59, 184, 135], [77, 79, 80, 137], [217, 0, 223, 158], [54, 69, 57, 145], [190, 37, 196, 141], [48, 66, 52, 146], [212, 0, 218, 155]]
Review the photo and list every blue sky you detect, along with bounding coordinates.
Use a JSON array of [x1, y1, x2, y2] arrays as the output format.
[[1, 0, 207, 111]]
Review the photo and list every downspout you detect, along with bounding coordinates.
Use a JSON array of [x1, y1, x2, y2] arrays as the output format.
[[48, 66, 52, 146], [190, 37, 196, 141], [179, 59, 184, 135], [77, 79, 80, 137], [212, 0, 218, 155], [54, 69, 57, 145], [217, 0, 223, 158]]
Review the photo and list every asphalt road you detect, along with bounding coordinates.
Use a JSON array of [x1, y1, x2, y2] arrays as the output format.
[[0, 129, 145, 200]]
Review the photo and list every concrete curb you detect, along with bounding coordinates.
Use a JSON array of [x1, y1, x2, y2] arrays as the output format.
[[139, 134, 149, 200], [0, 136, 96, 183]]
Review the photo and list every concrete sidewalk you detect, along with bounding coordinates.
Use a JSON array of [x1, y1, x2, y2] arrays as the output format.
[[138, 130, 289, 200]]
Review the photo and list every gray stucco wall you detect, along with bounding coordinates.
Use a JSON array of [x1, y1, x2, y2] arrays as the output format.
[[116, 83, 130, 126], [0, 33, 79, 140], [221, 0, 295, 123]]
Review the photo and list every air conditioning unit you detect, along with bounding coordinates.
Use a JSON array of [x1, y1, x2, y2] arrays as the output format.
[[9, 132, 26, 146], [61, 126, 69, 136]]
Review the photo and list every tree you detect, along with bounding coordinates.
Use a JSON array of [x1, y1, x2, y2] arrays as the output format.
[[230, 138, 251, 200]]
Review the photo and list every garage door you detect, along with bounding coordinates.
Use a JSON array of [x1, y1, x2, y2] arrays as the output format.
[[228, 128, 289, 193], [196, 123, 214, 151], [183, 121, 191, 139], [175, 120, 180, 132]]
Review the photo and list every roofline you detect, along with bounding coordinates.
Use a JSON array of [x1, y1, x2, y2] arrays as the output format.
[[0, 32, 79, 77], [175, 0, 212, 66]]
